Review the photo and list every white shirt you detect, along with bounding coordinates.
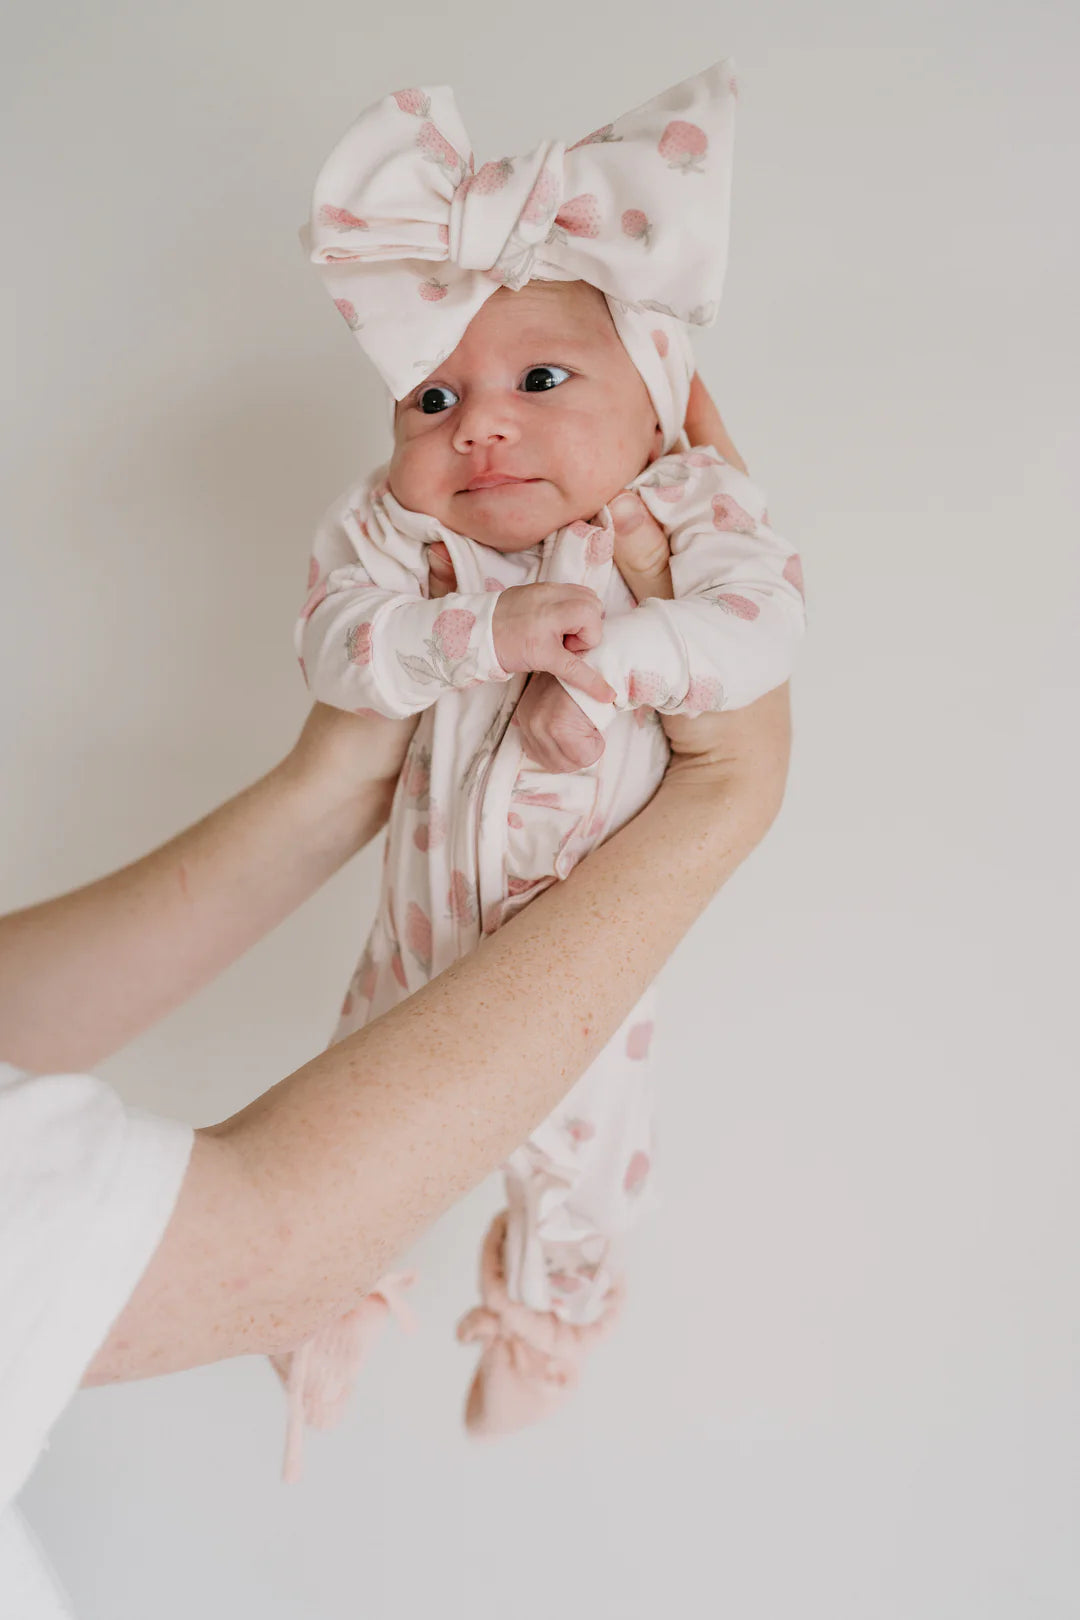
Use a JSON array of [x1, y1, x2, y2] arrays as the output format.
[[0, 1062, 193, 1617]]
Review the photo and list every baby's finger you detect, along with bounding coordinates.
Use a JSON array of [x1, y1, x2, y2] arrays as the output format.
[[555, 651, 616, 705], [609, 493, 674, 604], [684, 372, 748, 475]]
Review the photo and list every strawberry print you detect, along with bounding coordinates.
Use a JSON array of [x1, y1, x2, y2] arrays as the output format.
[[624, 1151, 651, 1197], [507, 810, 524, 829], [711, 493, 757, 534], [467, 156, 515, 195], [447, 868, 477, 925], [783, 554, 805, 599], [391, 949, 407, 989], [683, 449, 719, 469], [685, 676, 725, 714], [307, 556, 320, 591], [506, 874, 545, 898], [355, 946, 378, 1002], [396, 608, 479, 690], [512, 788, 563, 809], [419, 277, 449, 302], [417, 121, 465, 180], [521, 168, 559, 225], [413, 801, 446, 852], [626, 1021, 654, 1060], [641, 462, 692, 504], [657, 119, 708, 173], [621, 208, 653, 247], [484, 577, 504, 593], [587, 811, 607, 838], [405, 744, 432, 802], [405, 901, 433, 971], [715, 593, 760, 621], [346, 621, 373, 664], [564, 1117, 597, 1147], [340, 989, 354, 1020], [437, 223, 449, 245], [320, 204, 369, 232], [567, 123, 622, 150], [550, 194, 601, 241], [334, 298, 361, 330], [392, 88, 431, 118], [432, 608, 474, 660], [587, 528, 614, 565], [650, 328, 669, 358], [628, 669, 669, 708]]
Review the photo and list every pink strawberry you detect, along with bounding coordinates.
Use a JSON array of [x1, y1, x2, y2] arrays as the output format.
[[437, 223, 449, 245], [553, 194, 601, 238], [358, 950, 378, 1001], [470, 156, 515, 195], [391, 950, 407, 989], [521, 168, 558, 224], [626, 1021, 654, 1060], [393, 88, 431, 117], [413, 802, 446, 852], [484, 576, 504, 593], [447, 869, 477, 925], [419, 277, 448, 302], [405, 749, 431, 799], [587, 812, 607, 838], [565, 1116, 596, 1146], [568, 520, 593, 539], [507, 810, 524, 829], [334, 298, 360, 330], [684, 450, 717, 468], [512, 789, 562, 808], [657, 120, 708, 173], [340, 990, 354, 1020], [632, 704, 652, 728], [650, 328, 669, 358], [685, 676, 725, 713], [628, 669, 668, 708], [320, 204, 369, 232], [306, 555, 320, 590], [586, 528, 614, 565], [716, 593, 760, 621], [417, 121, 464, 176], [654, 481, 687, 505], [432, 607, 475, 660], [621, 208, 652, 246], [405, 902, 433, 968], [624, 1150, 651, 1196], [783, 553, 805, 599], [711, 493, 757, 534], [346, 621, 373, 664]]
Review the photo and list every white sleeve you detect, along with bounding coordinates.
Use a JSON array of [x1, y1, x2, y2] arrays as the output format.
[[296, 502, 513, 720], [557, 448, 807, 734], [0, 1064, 193, 1513]]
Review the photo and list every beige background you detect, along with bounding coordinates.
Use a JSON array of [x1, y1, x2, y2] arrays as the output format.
[[4, 4, 1078, 1617]]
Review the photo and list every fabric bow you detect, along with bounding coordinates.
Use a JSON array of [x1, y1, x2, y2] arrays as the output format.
[[302, 59, 739, 403]]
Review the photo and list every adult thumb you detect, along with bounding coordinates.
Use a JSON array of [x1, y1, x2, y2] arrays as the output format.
[[609, 493, 674, 605]]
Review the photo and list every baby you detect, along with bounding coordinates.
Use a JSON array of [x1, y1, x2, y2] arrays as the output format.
[[275, 60, 806, 1475]]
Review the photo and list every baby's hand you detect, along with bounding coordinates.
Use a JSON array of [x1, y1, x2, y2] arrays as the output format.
[[493, 583, 615, 705], [513, 672, 604, 774]]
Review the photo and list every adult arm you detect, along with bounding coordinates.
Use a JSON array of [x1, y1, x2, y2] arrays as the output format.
[[0, 704, 416, 1073]]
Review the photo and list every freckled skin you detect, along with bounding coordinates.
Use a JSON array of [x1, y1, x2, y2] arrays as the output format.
[[388, 280, 663, 552]]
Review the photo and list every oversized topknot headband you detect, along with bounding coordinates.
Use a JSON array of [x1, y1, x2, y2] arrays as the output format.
[[302, 59, 738, 451]]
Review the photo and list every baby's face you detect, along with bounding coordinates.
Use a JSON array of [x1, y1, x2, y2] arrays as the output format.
[[388, 280, 664, 551]]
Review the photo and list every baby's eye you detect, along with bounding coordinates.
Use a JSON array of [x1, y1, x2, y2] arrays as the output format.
[[521, 365, 570, 392], [417, 384, 458, 415]]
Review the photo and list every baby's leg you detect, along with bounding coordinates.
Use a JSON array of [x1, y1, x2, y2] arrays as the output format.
[[457, 988, 658, 1436]]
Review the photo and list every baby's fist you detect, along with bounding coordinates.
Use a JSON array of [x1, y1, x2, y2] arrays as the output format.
[[513, 672, 605, 774]]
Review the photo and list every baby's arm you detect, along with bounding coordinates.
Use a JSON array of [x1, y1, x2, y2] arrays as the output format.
[[556, 448, 806, 733], [300, 504, 615, 719], [298, 503, 513, 719]]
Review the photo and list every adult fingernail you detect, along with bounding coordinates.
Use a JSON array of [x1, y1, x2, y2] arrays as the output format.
[[610, 493, 643, 533]]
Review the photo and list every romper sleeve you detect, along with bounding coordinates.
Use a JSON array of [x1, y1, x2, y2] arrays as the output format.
[[296, 496, 514, 720], [554, 447, 807, 734]]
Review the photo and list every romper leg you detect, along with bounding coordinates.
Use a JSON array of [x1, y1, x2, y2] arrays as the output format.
[[456, 990, 659, 1437]]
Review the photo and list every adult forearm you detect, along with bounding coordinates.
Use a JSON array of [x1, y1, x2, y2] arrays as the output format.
[[89, 685, 790, 1383], [0, 746, 395, 1073]]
